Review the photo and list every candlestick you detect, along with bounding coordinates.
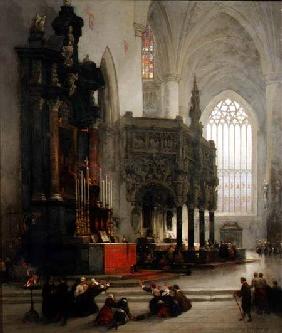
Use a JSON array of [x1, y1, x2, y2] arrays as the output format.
[[105, 175, 108, 206], [80, 170, 84, 218], [110, 179, 113, 209], [104, 178, 107, 208], [102, 180, 105, 207]]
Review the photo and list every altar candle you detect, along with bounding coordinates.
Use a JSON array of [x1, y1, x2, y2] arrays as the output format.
[[102, 180, 105, 207], [86, 165, 90, 205], [105, 175, 108, 206], [110, 179, 113, 208], [76, 175, 79, 219], [108, 178, 111, 208], [83, 176, 86, 211], [80, 170, 84, 214], [104, 178, 107, 208]]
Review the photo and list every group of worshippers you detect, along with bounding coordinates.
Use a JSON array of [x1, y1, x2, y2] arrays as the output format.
[[256, 241, 282, 256], [251, 272, 282, 314], [218, 241, 237, 260], [140, 282, 192, 318], [41, 276, 110, 324], [234, 273, 282, 322], [93, 282, 192, 329]]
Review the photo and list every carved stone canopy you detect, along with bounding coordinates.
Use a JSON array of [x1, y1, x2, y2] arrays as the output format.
[[121, 114, 218, 210], [135, 183, 176, 209]]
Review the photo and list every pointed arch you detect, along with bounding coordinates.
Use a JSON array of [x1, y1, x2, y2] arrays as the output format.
[[201, 90, 258, 215], [201, 90, 258, 131], [100, 47, 120, 124], [147, 1, 176, 76]]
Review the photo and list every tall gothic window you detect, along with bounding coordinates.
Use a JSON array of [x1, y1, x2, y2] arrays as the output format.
[[206, 99, 252, 213], [142, 25, 154, 79]]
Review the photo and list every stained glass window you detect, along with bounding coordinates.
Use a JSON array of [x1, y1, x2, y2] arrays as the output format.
[[142, 25, 154, 79], [206, 99, 252, 213]]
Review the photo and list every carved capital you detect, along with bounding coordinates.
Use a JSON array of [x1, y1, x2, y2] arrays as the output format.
[[265, 72, 282, 85], [164, 73, 180, 82]]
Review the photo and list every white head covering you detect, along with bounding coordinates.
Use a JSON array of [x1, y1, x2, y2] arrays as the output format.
[[91, 278, 99, 285]]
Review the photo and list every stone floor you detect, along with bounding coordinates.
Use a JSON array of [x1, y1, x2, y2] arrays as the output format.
[[1, 253, 282, 333]]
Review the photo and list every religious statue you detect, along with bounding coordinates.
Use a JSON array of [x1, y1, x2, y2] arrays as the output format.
[[63, 0, 72, 6], [30, 14, 46, 33]]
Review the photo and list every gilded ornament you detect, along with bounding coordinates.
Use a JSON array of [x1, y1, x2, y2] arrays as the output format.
[[30, 13, 46, 33]]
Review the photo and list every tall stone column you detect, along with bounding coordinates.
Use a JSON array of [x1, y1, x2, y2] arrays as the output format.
[[265, 74, 282, 241], [209, 211, 215, 244], [48, 99, 62, 201], [176, 206, 183, 248], [31, 96, 46, 201], [199, 208, 205, 248], [188, 207, 195, 249], [161, 74, 179, 119]]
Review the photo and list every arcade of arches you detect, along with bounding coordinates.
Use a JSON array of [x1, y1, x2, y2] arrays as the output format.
[[0, 0, 282, 274]]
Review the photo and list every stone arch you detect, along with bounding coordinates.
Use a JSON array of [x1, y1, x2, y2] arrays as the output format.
[[201, 90, 258, 130], [201, 90, 258, 215], [135, 182, 177, 208], [135, 182, 177, 240], [147, 1, 175, 76], [100, 47, 120, 124]]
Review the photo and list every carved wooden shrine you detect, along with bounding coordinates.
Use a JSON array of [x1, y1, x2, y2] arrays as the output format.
[[15, 2, 124, 274]]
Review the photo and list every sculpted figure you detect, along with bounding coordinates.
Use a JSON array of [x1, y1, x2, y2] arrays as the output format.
[[30, 14, 46, 33], [62, 41, 74, 67]]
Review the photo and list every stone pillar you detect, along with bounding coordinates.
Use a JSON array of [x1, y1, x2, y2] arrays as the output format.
[[209, 211, 215, 244], [48, 99, 62, 201], [31, 96, 46, 201], [265, 74, 282, 241], [199, 208, 205, 248], [161, 74, 179, 119], [176, 206, 183, 248], [188, 207, 195, 249]]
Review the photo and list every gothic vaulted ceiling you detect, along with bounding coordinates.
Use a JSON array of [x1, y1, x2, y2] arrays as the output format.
[[148, 1, 281, 125]]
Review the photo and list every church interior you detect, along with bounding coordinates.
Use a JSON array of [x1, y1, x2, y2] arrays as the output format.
[[1, 0, 282, 331], [1, 0, 282, 274]]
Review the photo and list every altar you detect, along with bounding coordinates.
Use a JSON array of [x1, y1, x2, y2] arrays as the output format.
[[88, 243, 136, 274]]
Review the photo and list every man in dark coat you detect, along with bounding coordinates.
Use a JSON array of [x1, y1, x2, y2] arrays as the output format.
[[42, 276, 56, 322], [269, 280, 282, 313], [56, 277, 71, 325], [237, 277, 252, 322]]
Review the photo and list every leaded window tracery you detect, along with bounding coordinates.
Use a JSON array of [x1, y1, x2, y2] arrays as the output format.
[[206, 99, 252, 213], [142, 25, 154, 79]]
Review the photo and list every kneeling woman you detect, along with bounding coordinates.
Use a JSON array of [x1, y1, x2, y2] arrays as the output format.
[[95, 295, 131, 329]]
